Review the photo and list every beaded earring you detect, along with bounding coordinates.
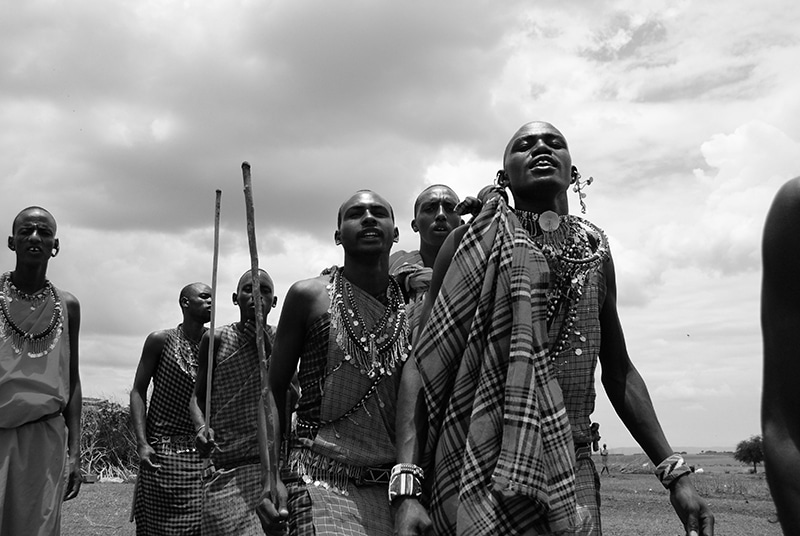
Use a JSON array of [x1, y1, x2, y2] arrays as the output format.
[[572, 169, 594, 214]]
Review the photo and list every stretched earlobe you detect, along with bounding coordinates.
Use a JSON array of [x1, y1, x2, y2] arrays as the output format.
[[495, 170, 510, 188], [272, 297, 278, 309], [334, 230, 341, 245], [571, 166, 579, 184], [232, 292, 238, 305]]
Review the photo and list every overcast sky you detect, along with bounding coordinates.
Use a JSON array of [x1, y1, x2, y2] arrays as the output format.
[[3, 0, 799, 450]]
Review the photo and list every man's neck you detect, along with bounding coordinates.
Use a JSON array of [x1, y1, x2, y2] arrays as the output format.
[[10, 264, 49, 294], [181, 317, 206, 344], [342, 255, 391, 297], [513, 190, 570, 215], [417, 241, 439, 268]]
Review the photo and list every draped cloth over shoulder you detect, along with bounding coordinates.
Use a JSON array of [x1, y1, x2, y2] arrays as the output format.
[[415, 197, 579, 535]]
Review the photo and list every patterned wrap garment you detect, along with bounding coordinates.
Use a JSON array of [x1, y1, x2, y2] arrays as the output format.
[[133, 325, 204, 536], [201, 321, 276, 536], [547, 237, 608, 536], [285, 268, 408, 536]]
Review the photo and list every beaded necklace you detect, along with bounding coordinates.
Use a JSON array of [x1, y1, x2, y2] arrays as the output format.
[[327, 266, 410, 379], [175, 324, 201, 379], [514, 210, 609, 362], [0, 271, 64, 358]]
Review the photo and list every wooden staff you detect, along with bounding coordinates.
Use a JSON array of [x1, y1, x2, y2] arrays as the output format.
[[204, 189, 222, 431], [241, 162, 279, 503]]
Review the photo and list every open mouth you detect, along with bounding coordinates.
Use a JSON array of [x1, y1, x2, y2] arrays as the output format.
[[530, 155, 557, 169], [358, 229, 383, 239]]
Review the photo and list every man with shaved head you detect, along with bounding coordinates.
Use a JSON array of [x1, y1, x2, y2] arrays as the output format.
[[190, 269, 278, 535], [130, 282, 212, 535], [390, 185, 461, 339], [0, 206, 82, 535], [260, 190, 411, 535], [394, 122, 714, 535]]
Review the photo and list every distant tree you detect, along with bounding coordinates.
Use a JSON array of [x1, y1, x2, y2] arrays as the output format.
[[733, 435, 764, 473]]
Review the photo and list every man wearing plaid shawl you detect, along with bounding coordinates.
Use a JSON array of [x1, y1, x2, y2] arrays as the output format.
[[130, 282, 211, 535], [394, 122, 714, 536]]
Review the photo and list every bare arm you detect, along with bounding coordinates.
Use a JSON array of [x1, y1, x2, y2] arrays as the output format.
[[396, 225, 467, 465], [130, 331, 167, 471], [599, 254, 713, 535], [190, 331, 219, 456], [62, 292, 82, 501], [394, 226, 467, 535], [761, 176, 800, 535], [257, 278, 326, 526]]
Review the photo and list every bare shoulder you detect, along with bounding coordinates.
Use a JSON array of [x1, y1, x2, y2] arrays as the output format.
[[284, 273, 331, 320], [764, 177, 800, 272], [766, 177, 800, 233], [58, 289, 81, 319]]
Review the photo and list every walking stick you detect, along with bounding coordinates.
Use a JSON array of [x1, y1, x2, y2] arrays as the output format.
[[241, 162, 279, 505], [204, 189, 222, 433]]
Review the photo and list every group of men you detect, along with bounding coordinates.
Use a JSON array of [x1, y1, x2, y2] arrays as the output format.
[[125, 122, 716, 536], [9, 121, 771, 536]]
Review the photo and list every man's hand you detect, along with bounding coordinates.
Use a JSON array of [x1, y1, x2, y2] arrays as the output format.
[[393, 497, 433, 536], [669, 476, 715, 536], [195, 426, 216, 458], [256, 477, 289, 535], [137, 443, 161, 472], [63, 455, 82, 501]]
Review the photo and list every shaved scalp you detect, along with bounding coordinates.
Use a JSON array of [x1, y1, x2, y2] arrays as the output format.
[[502, 121, 566, 169], [179, 282, 210, 304], [413, 184, 459, 215], [237, 268, 273, 292], [337, 189, 395, 228], [12, 206, 57, 234]]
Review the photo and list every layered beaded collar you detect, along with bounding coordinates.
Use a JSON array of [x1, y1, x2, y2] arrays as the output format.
[[513, 210, 610, 363], [327, 266, 410, 379], [0, 271, 64, 358]]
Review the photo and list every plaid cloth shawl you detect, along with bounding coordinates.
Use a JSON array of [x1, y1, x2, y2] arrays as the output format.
[[416, 196, 578, 535]]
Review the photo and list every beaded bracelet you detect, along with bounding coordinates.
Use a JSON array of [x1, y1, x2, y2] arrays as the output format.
[[388, 463, 424, 504], [654, 453, 691, 489]]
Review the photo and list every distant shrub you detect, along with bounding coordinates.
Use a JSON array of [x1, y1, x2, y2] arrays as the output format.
[[81, 398, 137, 480]]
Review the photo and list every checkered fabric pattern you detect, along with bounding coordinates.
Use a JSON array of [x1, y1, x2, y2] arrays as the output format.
[[133, 449, 203, 535], [147, 326, 199, 438], [389, 250, 431, 337], [209, 323, 275, 468], [548, 264, 606, 445], [201, 463, 265, 536], [416, 196, 578, 535]]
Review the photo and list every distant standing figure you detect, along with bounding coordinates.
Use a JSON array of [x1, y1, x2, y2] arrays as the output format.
[[0, 206, 82, 535], [130, 282, 212, 535], [600, 444, 610, 475], [761, 176, 800, 535]]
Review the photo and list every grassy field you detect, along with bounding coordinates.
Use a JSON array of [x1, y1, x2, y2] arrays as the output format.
[[62, 453, 781, 535]]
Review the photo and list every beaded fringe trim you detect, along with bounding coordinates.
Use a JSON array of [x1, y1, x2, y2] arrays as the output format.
[[328, 267, 411, 379], [289, 448, 363, 496]]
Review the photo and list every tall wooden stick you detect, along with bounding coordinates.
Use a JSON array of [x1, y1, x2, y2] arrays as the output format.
[[204, 189, 222, 430], [241, 162, 278, 502]]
